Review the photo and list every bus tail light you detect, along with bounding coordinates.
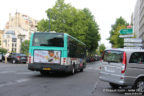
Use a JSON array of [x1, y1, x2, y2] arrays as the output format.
[[63, 58, 66, 63], [121, 52, 127, 74], [28, 56, 31, 64], [28, 54, 32, 64], [62, 58, 67, 65]]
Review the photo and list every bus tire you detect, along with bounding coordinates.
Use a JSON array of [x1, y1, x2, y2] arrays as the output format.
[[70, 66, 75, 75]]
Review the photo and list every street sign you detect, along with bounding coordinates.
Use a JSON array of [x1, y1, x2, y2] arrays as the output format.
[[124, 43, 143, 47], [120, 28, 133, 34], [124, 47, 142, 49], [124, 38, 142, 43], [119, 35, 134, 38]]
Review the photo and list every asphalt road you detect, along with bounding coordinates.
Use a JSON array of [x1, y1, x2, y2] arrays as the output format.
[[0, 62, 140, 96]]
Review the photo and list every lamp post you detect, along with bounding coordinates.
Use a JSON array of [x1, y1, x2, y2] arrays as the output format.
[[18, 34, 25, 53], [48, 14, 50, 32], [47, 9, 51, 32]]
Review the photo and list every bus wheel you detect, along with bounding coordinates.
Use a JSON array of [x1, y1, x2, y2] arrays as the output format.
[[70, 66, 75, 75]]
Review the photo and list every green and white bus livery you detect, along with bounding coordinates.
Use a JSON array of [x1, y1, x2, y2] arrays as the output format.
[[28, 32, 86, 75]]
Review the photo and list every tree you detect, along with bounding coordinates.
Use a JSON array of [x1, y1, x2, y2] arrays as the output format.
[[108, 17, 129, 48], [37, 0, 100, 54], [82, 8, 100, 53], [0, 48, 7, 53], [97, 44, 106, 56], [21, 40, 30, 56]]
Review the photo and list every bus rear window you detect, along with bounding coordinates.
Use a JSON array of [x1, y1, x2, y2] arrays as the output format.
[[33, 33, 64, 47], [103, 50, 123, 63]]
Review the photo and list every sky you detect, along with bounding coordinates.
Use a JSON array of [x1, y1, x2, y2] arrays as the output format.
[[0, 0, 137, 48]]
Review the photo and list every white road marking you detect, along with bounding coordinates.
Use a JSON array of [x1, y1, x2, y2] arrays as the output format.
[[0, 71, 16, 74], [86, 67, 100, 71], [86, 65, 101, 71], [16, 79, 29, 83], [0, 64, 28, 68], [16, 72, 34, 75], [0, 66, 15, 68], [0, 71, 34, 75], [0, 78, 30, 88]]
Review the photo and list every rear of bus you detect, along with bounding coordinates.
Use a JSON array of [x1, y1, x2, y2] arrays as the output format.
[[28, 32, 71, 72]]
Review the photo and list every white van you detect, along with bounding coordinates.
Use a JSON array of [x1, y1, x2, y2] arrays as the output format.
[[99, 48, 144, 93]]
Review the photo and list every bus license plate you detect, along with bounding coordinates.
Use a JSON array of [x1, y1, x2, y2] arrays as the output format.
[[43, 68, 51, 70]]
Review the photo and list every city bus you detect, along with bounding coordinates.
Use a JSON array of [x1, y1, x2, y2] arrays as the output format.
[[28, 32, 87, 75]]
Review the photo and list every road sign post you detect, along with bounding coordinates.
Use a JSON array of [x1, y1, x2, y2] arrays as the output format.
[[119, 28, 143, 48]]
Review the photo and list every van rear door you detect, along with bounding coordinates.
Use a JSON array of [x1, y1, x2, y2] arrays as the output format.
[[102, 50, 124, 77]]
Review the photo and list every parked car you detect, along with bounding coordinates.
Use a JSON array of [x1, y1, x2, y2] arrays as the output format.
[[7, 53, 27, 64], [94, 55, 101, 61], [86, 56, 94, 62], [99, 48, 144, 93], [86, 57, 91, 62], [86, 55, 101, 62]]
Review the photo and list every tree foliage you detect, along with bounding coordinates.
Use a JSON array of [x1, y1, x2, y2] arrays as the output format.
[[82, 8, 100, 53], [21, 40, 30, 56], [0, 48, 7, 54], [96, 44, 106, 56], [37, 0, 100, 53], [99, 44, 106, 54], [108, 17, 129, 48]]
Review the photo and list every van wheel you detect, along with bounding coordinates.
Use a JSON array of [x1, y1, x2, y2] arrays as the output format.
[[109, 83, 120, 89], [134, 79, 144, 93]]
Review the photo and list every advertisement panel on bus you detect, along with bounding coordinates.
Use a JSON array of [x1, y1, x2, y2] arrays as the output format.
[[34, 50, 61, 64]]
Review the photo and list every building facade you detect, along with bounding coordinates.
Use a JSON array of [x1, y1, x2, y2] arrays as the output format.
[[2, 30, 17, 52], [2, 12, 38, 53], [133, 0, 140, 38], [0, 30, 4, 47], [133, 0, 144, 39]]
